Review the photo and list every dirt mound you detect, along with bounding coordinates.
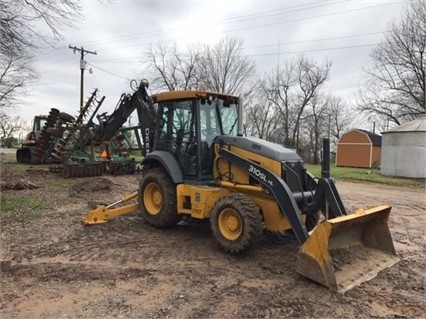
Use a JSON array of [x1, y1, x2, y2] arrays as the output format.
[[1, 180, 39, 191], [0, 166, 44, 190], [70, 177, 113, 197]]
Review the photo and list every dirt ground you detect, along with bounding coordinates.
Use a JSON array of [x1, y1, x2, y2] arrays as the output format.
[[0, 164, 425, 318]]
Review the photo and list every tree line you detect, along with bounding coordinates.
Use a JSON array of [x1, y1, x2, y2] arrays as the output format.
[[140, 0, 424, 163], [142, 39, 355, 163]]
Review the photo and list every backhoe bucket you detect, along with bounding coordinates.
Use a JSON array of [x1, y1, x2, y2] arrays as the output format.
[[296, 205, 399, 293]]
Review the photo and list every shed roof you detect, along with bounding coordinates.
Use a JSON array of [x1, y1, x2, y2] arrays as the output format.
[[356, 129, 382, 146], [382, 116, 426, 134]]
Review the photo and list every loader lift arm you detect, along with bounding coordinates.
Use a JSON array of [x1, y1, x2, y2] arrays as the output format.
[[218, 147, 310, 244], [218, 141, 347, 245]]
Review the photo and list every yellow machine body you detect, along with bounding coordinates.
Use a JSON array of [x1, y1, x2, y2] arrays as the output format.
[[81, 88, 398, 292], [212, 143, 295, 232], [176, 185, 229, 218]]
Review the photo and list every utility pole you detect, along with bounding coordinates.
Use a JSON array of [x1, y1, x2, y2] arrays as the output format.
[[69, 45, 97, 110]]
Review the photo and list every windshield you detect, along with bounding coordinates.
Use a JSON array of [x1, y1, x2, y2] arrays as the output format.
[[34, 118, 47, 131], [200, 96, 238, 142]]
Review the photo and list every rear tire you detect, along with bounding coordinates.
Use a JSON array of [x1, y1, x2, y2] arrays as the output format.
[[210, 193, 263, 254], [16, 148, 32, 164], [138, 167, 180, 228]]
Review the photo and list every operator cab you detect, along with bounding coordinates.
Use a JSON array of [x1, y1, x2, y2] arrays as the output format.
[[29, 116, 48, 140], [152, 91, 239, 181]]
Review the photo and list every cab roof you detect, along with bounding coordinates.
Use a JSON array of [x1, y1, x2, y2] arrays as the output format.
[[152, 90, 238, 102]]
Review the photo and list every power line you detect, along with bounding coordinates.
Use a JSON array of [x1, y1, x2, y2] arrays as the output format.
[[209, 2, 399, 40], [39, 3, 329, 58], [93, 2, 398, 54], [245, 31, 387, 50], [74, 42, 379, 89], [85, 42, 380, 70], [247, 43, 378, 57], [32, 2, 400, 83], [78, 1, 332, 48], [85, 31, 386, 64], [37, 1, 397, 60], [87, 63, 130, 80]]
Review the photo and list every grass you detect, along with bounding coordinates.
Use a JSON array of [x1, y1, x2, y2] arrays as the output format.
[[2, 149, 144, 163], [46, 177, 78, 187], [304, 164, 425, 188], [129, 154, 144, 162], [0, 151, 17, 162], [0, 156, 80, 229], [0, 194, 54, 229]]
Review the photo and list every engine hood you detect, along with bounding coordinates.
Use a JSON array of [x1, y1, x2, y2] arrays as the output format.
[[217, 135, 302, 162]]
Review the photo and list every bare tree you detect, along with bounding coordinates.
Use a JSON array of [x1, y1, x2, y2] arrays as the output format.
[[198, 37, 256, 95], [143, 37, 256, 96], [357, 0, 426, 126], [300, 94, 353, 163], [327, 95, 353, 145], [1, 0, 82, 53], [144, 43, 202, 91], [0, 111, 25, 146], [302, 94, 329, 163], [0, 51, 36, 108], [261, 56, 331, 149], [0, 0, 83, 107], [260, 64, 294, 145], [245, 93, 280, 140]]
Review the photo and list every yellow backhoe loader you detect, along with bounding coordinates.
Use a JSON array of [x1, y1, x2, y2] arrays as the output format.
[[83, 80, 398, 293]]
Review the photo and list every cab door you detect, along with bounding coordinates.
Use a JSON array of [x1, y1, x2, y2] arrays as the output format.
[[156, 99, 197, 177]]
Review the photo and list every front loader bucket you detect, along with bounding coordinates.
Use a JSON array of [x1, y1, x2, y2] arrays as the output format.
[[296, 205, 399, 293]]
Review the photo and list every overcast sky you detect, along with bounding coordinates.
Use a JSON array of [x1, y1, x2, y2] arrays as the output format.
[[17, 0, 403, 128]]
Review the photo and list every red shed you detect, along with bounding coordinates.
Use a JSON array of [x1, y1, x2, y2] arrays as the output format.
[[335, 129, 382, 168]]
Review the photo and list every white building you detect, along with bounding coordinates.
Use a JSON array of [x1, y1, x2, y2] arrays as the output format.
[[381, 116, 426, 178]]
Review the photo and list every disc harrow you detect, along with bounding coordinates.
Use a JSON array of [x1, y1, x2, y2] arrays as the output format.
[[51, 90, 98, 160], [31, 108, 60, 163], [50, 90, 118, 178], [44, 83, 144, 178], [62, 162, 106, 178], [48, 163, 63, 173]]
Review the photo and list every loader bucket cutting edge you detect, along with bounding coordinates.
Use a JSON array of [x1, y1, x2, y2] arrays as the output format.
[[296, 205, 399, 293]]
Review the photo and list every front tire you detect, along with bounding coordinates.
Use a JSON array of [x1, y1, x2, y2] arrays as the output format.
[[210, 193, 263, 254], [138, 167, 180, 228]]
